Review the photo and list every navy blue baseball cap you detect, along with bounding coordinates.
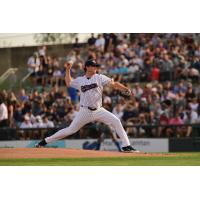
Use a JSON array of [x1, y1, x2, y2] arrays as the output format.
[[85, 59, 100, 67]]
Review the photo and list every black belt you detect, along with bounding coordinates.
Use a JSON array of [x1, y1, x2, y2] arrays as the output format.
[[81, 105, 97, 111]]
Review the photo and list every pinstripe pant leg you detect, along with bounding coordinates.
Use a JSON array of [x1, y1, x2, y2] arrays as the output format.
[[45, 108, 92, 143], [94, 108, 130, 147]]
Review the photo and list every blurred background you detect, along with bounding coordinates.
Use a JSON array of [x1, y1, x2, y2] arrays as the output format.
[[0, 33, 200, 152]]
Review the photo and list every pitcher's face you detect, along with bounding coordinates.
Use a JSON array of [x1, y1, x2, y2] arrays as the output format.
[[86, 66, 97, 74]]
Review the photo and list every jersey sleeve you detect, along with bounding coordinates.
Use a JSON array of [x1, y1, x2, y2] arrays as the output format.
[[100, 74, 112, 86], [70, 77, 80, 90]]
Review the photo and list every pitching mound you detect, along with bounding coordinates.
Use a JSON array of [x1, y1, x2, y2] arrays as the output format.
[[0, 148, 173, 159]]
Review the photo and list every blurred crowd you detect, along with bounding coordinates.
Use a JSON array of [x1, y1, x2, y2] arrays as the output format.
[[1, 33, 200, 139], [1, 79, 200, 138], [26, 33, 200, 86]]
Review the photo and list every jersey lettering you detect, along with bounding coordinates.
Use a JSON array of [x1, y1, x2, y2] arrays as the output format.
[[81, 83, 98, 93]]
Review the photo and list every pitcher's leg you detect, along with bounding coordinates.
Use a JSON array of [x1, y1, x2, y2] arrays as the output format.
[[95, 108, 130, 147], [45, 109, 91, 143]]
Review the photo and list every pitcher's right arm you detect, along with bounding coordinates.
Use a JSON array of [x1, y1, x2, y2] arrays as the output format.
[[64, 61, 73, 87]]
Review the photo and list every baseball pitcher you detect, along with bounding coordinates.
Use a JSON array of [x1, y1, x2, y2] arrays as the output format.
[[36, 59, 139, 152]]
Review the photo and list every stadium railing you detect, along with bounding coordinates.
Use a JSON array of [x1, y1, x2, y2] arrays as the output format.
[[0, 124, 200, 140]]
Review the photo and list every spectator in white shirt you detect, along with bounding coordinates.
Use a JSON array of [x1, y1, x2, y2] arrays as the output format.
[[183, 106, 198, 137], [32, 116, 44, 128], [189, 98, 199, 112], [38, 46, 47, 57], [0, 97, 8, 127], [27, 52, 40, 74], [183, 106, 198, 124], [95, 34, 105, 52], [40, 116, 54, 128], [20, 115, 33, 129]]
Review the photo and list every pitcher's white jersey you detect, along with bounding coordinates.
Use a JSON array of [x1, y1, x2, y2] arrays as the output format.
[[70, 74, 112, 108]]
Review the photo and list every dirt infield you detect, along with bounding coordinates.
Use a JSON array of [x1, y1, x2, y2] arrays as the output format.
[[0, 148, 174, 159]]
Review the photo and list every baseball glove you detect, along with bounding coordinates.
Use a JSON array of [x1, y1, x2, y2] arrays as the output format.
[[119, 89, 133, 99]]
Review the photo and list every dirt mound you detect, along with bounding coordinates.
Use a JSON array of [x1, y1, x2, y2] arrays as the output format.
[[0, 148, 173, 159]]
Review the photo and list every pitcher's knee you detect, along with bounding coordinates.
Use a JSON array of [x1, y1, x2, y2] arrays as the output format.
[[114, 117, 121, 124], [57, 127, 77, 137], [67, 126, 79, 135], [111, 117, 121, 127]]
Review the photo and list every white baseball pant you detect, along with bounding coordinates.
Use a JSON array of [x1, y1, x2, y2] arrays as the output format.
[[45, 107, 130, 147]]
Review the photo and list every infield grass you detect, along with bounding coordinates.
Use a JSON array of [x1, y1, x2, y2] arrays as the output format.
[[0, 153, 200, 166]]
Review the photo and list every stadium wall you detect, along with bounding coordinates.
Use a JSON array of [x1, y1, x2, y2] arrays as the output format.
[[0, 138, 169, 152], [1, 138, 200, 152], [169, 138, 200, 152]]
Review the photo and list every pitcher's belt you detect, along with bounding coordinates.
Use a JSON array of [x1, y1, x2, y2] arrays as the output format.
[[81, 105, 100, 111]]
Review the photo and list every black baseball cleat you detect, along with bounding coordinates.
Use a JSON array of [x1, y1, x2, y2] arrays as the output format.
[[122, 145, 140, 153], [35, 139, 47, 148]]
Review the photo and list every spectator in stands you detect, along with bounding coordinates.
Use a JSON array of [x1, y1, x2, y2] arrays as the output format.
[[32, 116, 43, 128], [151, 65, 160, 81], [46, 56, 54, 81], [103, 33, 113, 52], [132, 83, 143, 100], [27, 52, 40, 74], [19, 115, 33, 139], [181, 105, 198, 137], [38, 45, 47, 57], [0, 97, 8, 127], [189, 97, 199, 112], [139, 97, 150, 114], [20, 115, 32, 129], [95, 34, 105, 52], [7, 99, 15, 128], [185, 83, 196, 103], [167, 110, 184, 137], [73, 37, 81, 53], [122, 104, 138, 122], [159, 53, 174, 81], [41, 115, 54, 128], [36, 64, 45, 86], [87, 33, 96, 49], [136, 113, 148, 137], [158, 110, 169, 137], [3, 33, 200, 139], [13, 103, 23, 127], [18, 89, 29, 102], [173, 80, 187, 94]]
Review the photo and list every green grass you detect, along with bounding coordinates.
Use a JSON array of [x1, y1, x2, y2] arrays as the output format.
[[0, 153, 200, 166]]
